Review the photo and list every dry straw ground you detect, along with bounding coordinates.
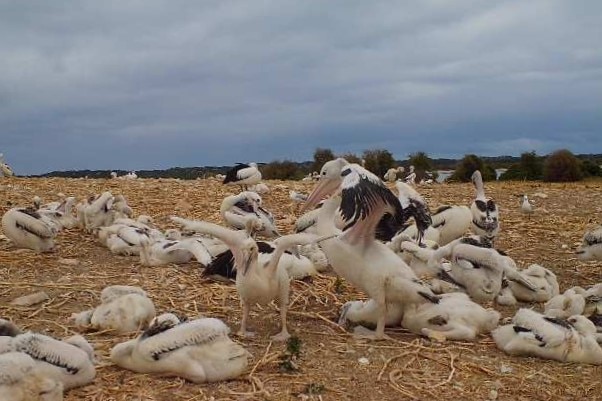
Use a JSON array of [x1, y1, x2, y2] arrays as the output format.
[[0, 177, 601, 401]]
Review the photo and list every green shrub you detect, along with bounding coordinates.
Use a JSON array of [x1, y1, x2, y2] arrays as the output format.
[[362, 149, 395, 177], [338, 152, 362, 165], [262, 160, 305, 180], [499, 151, 543, 181], [311, 148, 335, 173], [543, 149, 583, 182], [449, 154, 496, 182], [581, 159, 601, 177]]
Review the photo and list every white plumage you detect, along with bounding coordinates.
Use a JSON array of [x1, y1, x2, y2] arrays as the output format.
[[138, 237, 212, 266], [0, 352, 64, 401], [576, 225, 602, 261], [222, 163, 262, 190], [492, 308, 602, 365], [71, 285, 156, 333], [220, 192, 279, 238], [470, 170, 500, 243], [110, 314, 249, 382], [301, 160, 439, 339], [430, 205, 472, 245], [428, 238, 506, 302], [506, 263, 559, 303], [171, 217, 292, 340], [0, 320, 96, 390], [1, 208, 58, 253], [544, 288, 586, 319], [0, 153, 14, 178], [520, 194, 534, 218]]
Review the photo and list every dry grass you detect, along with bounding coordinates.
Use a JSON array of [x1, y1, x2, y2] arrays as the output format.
[[1, 176, 601, 401]]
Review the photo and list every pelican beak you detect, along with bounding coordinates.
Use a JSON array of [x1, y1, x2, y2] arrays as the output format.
[[303, 178, 340, 212]]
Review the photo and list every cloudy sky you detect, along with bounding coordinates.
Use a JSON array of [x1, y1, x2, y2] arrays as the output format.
[[1, 1, 601, 175]]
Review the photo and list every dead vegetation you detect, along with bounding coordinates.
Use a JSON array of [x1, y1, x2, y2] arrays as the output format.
[[0, 177, 601, 401]]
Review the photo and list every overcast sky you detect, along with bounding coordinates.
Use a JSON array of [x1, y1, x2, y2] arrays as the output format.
[[1, 1, 601, 175]]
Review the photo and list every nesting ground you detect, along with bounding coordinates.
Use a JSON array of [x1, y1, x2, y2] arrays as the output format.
[[1, 177, 601, 401]]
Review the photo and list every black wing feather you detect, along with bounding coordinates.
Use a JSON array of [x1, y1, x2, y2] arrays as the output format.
[[340, 172, 404, 231], [223, 164, 250, 184]]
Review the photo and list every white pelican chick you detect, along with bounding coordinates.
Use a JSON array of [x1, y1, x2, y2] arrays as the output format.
[[404, 165, 416, 185], [544, 288, 586, 319], [431, 239, 506, 302], [576, 225, 602, 261], [506, 263, 559, 302], [171, 217, 292, 340], [138, 237, 212, 267], [248, 182, 269, 194], [470, 170, 499, 243], [203, 239, 318, 281], [289, 190, 308, 203], [387, 235, 440, 277], [0, 320, 96, 390], [0, 153, 14, 177], [401, 292, 500, 341], [110, 314, 249, 382], [104, 225, 160, 256], [430, 205, 472, 245], [222, 163, 262, 190], [71, 285, 156, 333], [80, 192, 115, 231], [36, 196, 78, 230], [220, 191, 279, 238], [384, 166, 404, 183], [0, 352, 64, 401], [492, 308, 602, 365], [1, 208, 58, 253], [339, 291, 499, 342]]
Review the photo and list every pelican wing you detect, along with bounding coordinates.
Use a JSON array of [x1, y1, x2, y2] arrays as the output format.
[[171, 217, 247, 249], [338, 165, 404, 244], [172, 238, 212, 265], [11, 333, 93, 375], [512, 308, 568, 348], [12, 209, 56, 238], [117, 226, 149, 246], [137, 318, 231, 361], [223, 164, 250, 184]]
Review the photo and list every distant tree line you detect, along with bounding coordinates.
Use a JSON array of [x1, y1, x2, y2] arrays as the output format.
[[31, 149, 602, 183]]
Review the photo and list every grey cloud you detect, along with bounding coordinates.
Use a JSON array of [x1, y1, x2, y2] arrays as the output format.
[[0, 1, 601, 174]]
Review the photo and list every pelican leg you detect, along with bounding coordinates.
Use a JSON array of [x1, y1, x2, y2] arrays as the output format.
[[374, 296, 388, 340], [271, 280, 291, 341], [352, 291, 390, 340], [238, 302, 255, 338]]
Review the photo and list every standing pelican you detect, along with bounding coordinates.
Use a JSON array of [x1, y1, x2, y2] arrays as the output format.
[[170, 217, 291, 340], [223, 163, 262, 191], [302, 161, 439, 339], [470, 170, 499, 242]]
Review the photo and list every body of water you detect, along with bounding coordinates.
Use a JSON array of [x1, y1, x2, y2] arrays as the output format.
[[435, 168, 507, 183]]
